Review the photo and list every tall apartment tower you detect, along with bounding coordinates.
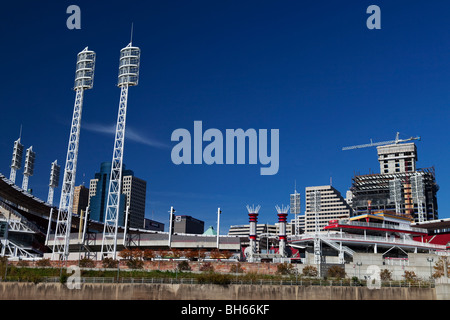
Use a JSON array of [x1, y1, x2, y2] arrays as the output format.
[[89, 162, 146, 228], [304, 186, 352, 233], [122, 175, 146, 228], [351, 142, 438, 222], [72, 185, 89, 216]]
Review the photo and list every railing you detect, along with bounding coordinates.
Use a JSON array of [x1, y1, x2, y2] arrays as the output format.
[[29, 277, 435, 288], [290, 233, 447, 250], [335, 220, 428, 234]]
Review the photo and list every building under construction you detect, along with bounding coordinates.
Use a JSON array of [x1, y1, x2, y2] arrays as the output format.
[[349, 142, 439, 222]]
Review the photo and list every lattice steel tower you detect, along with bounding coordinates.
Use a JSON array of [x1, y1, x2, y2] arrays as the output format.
[[101, 42, 140, 259], [51, 47, 96, 260]]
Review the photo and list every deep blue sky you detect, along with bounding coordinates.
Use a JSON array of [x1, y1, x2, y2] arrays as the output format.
[[0, 1, 449, 234]]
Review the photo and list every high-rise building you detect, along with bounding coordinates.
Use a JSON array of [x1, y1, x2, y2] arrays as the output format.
[[88, 178, 98, 206], [304, 185, 352, 233], [72, 185, 89, 216], [88, 162, 146, 228], [350, 143, 438, 222], [289, 214, 305, 235], [122, 175, 146, 228]]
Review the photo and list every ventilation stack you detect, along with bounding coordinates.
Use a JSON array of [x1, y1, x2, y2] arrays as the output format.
[[246, 205, 260, 262], [276, 205, 289, 257]]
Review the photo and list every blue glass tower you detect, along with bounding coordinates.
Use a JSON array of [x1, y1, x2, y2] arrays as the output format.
[[89, 162, 133, 227]]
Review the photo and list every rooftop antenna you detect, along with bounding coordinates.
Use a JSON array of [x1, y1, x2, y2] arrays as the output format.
[[130, 23, 134, 45]]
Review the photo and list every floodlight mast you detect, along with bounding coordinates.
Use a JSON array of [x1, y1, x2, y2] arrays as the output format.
[[47, 160, 61, 206], [101, 42, 140, 260], [51, 47, 95, 260], [9, 137, 24, 184], [22, 146, 35, 192]]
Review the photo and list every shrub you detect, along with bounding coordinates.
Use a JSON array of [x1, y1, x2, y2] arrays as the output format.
[[143, 249, 155, 261], [79, 257, 95, 268], [327, 265, 346, 279], [126, 259, 144, 269], [433, 257, 448, 279], [380, 269, 392, 281], [197, 272, 232, 285], [302, 265, 318, 277], [230, 263, 244, 274], [102, 257, 118, 269], [200, 262, 214, 272], [403, 270, 419, 282], [119, 249, 133, 260], [131, 249, 144, 260], [17, 260, 29, 267], [59, 273, 68, 284], [36, 258, 51, 267], [177, 261, 191, 271], [277, 263, 294, 275], [0, 256, 7, 279]]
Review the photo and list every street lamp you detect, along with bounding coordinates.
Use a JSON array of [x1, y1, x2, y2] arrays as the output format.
[[356, 262, 362, 280], [427, 257, 434, 280]]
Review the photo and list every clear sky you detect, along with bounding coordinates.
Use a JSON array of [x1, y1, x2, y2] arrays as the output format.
[[0, 1, 449, 234]]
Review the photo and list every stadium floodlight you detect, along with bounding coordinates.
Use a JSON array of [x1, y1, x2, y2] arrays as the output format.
[[51, 47, 95, 260], [101, 41, 140, 260]]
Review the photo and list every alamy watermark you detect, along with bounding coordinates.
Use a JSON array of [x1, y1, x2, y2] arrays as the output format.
[[171, 121, 279, 175], [66, 265, 81, 290], [366, 265, 381, 290], [66, 5, 81, 30]]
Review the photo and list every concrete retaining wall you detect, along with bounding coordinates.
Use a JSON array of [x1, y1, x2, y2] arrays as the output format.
[[0, 283, 438, 300]]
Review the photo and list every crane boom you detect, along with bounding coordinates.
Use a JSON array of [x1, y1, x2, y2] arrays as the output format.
[[342, 132, 420, 151]]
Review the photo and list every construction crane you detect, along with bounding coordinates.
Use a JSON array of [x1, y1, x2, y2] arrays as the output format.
[[342, 132, 420, 151]]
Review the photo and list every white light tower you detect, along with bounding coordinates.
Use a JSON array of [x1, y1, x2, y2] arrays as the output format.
[[101, 42, 140, 260], [21, 146, 35, 192], [47, 160, 61, 206], [9, 138, 24, 184], [52, 47, 95, 260], [276, 205, 289, 257]]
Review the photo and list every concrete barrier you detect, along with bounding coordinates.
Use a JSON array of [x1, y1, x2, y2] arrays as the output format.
[[0, 283, 438, 300]]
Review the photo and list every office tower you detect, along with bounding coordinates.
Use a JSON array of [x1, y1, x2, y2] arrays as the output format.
[[72, 185, 89, 216], [122, 175, 146, 228], [89, 162, 146, 228], [304, 185, 352, 233]]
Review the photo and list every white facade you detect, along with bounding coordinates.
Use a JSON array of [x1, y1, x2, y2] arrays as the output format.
[[304, 185, 352, 233]]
